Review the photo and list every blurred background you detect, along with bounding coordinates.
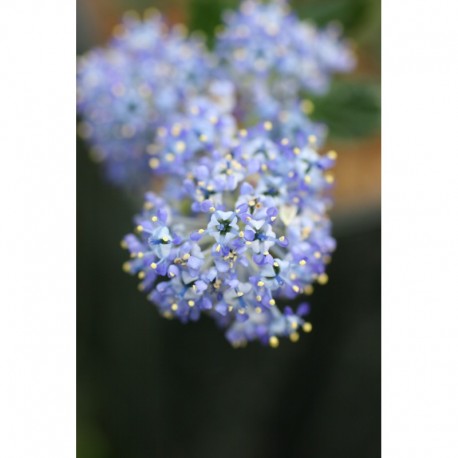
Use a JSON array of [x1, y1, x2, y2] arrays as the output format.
[[77, 1, 380, 457]]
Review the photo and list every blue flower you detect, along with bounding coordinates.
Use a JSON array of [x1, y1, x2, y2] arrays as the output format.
[[216, 0, 355, 123], [77, 11, 214, 188], [122, 119, 337, 347], [207, 211, 239, 245]]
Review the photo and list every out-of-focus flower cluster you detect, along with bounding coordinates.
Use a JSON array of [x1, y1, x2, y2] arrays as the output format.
[[216, 0, 355, 121], [78, 0, 355, 347], [77, 11, 215, 185]]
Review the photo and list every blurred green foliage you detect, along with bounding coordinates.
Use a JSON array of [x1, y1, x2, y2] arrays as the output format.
[[78, 424, 110, 458], [188, 0, 238, 47], [293, 0, 380, 42], [310, 80, 381, 139]]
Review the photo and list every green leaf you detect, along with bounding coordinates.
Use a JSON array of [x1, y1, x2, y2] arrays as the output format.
[[188, 0, 239, 47], [292, 0, 373, 31], [309, 80, 381, 140]]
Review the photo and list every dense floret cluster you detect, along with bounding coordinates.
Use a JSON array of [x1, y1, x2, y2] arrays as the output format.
[[122, 119, 337, 347], [77, 11, 214, 185], [78, 0, 355, 347], [216, 0, 355, 121]]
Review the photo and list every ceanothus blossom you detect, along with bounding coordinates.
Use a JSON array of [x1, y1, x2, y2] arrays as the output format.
[[77, 1, 354, 347], [77, 10, 216, 187], [122, 121, 337, 347], [216, 0, 355, 123], [77, 1, 353, 190]]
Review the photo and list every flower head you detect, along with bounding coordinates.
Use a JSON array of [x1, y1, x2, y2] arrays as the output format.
[[216, 0, 356, 122], [77, 11, 215, 187], [122, 121, 337, 346]]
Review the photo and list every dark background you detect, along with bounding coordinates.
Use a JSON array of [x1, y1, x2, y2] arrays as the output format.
[[77, 1, 381, 457]]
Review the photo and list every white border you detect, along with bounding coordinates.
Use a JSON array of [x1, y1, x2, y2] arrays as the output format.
[[0, 1, 76, 457], [383, 0, 458, 456], [1, 0, 458, 456]]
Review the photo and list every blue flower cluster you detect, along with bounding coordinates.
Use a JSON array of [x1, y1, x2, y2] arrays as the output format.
[[122, 119, 338, 347], [78, 1, 355, 347], [77, 11, 214, 186], [216, 0, 355, 121], [77, 2, 353, 188]]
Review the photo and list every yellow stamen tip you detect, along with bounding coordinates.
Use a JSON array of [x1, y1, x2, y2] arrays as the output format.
[[269, 336, 279, 348], [149, 158, 160, 169], [303, 322, 313, 333], [290, 332, 300, 342], [175, 141, 186, 153], [304, 285, 314, 295], [301, 100, 314, 114], [318, 273, 329, 285]]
